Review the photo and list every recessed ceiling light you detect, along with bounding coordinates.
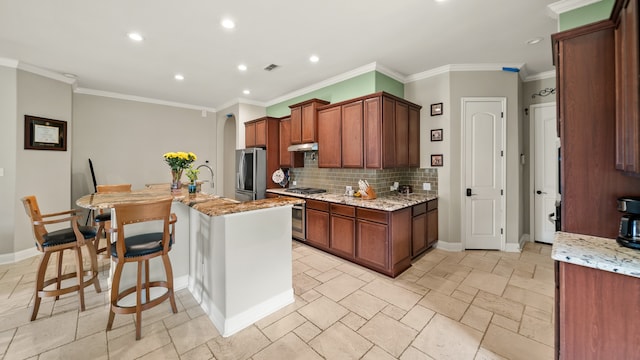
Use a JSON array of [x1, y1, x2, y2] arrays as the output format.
[[527, 37, 543, 45], [243, 89, 250, 95], [221, 18, 235, 29], [174, 74, 184, 81], [127, 32, 144, 42], [238, 64, 247, 71], [309, 55, 319, 63]]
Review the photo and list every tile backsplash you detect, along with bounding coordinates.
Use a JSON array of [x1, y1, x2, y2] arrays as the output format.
[[284, 152, 438, 196]]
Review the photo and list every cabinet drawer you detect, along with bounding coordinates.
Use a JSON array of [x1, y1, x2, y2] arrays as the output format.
[[307, 199, 329, 211], [413, 203, 426, 216], [331, 204, 355, 217], [357, 208, 388, 224], [427, 199, 438, 211]]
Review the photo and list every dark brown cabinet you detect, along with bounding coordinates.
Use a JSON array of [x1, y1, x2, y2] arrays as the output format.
[[356, 218, 389, 270], [245, 118, 269, 148], [244, 117, 281, 189], [409, 106, 421, 167], [330, 204, 356, 258], [411, 200, 438, 258], [317, 106, 342, 168], [245, 121, 257, 148], [427, 201, 438, 247], [278, 117, 304, 168], [614, 0, 640, 174], [306, 199, 330, 248], [289, 99, 329, 144], [395, 102, 409, 167], [342, 100, 364, 168]]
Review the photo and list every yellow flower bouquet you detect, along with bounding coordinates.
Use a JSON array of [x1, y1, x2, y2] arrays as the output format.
[[163, 152, 197, 190]]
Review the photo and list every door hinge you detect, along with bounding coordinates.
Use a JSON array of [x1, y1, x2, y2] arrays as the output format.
[[501, 112, 504, 118], [501, 228, 504, 235], [500, 150, 504, 157], [501, 189, 504, 195]]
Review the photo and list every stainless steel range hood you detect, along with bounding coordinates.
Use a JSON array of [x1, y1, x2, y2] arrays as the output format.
[[287, 143, 318, 152]]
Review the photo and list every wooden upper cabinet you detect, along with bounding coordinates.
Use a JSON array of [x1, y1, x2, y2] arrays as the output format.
[[244, 117, 281, 188], [409, 106, 421, 167], [341, 100, 364, 168], [382, 96, 396, 168], [289, 99, 329, 144], [279, 117, 304, 168], [318, 106, 342, 168], [245, 121, 256, 148], [245, 118, 267, 148], [255, 119, 267, 147], [364, 97, 383, 169], [395, 102, 409, 167]]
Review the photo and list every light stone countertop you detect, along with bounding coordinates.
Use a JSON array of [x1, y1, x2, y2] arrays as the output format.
[[552, 231, 640, 278], [267, 188, 436, 211]]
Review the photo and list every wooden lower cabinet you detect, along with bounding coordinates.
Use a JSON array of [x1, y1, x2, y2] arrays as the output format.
[[330, 204, 356, 258], [411, 200, 438, 258], [306, 208, 329, 248], [556, 261, 640, 359], [356, 219, 389, 270]]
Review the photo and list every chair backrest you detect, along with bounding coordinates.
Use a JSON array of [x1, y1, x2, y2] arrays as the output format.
[[21, 195, 46, 240], [97, 184, 132, 193], [112, 197, 173, 257]]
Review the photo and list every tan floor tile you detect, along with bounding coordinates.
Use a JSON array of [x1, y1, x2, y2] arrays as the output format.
[[502, 285, 553, 313], [419, 290, 469, 321], [5, 309, 78, 360], [0, 306, 40, 333], [0, 328, 15, 356], [400, 346, 435, 360], [340, 290, 389, 319], [524, 306, 552, 323], [107, 321, 172, 360], [461, 271, 509, 296], [163, 311, 191, 330], [186, 303, 205, 319], [310, 321, 373, 359], [519, 314, 554, 347], [298, 296, 349, 330], [168, 315, 219, 355], [362, 279, 422, 311], [262, 312, 307, 341], [400, 305, 435, 331], [293, 321, 322, 342], [492, 263, 514, 277], [474, 346, 509, 360], [358, 313, 417, 357], [137, 343, 179, 360], [461, 305, 493, 332], [415, 274, 459, 295], [299, 289, 322, 303], [533, 265, 554, 282], [292, 260, 312, 275], [491, 314, 520, 333], [254, 298, 305, 329], [456, 283, 480, 297], [76, 304, 112, 339], [363, 345, 399, 360], [451, 289, 475, 303], [382, 304, 408, 320], [508, 275, 554, 297], [297, 253, 342, 272], [304, 268, 322, 277], [292, 273, 321, 295], [481, 324, 553, 360], [393, 279, 430, 296], [207, 325, 270, 360], [358, 271, 378, 283], [180, 344, 214, 360], [39, 331, 108, 360], [412, 314, 482, 360], [315, 273, 366, 301], [430, 262, 473, 279], [253, 332, 323, 360], [459, 254, 498, 272], [341, 312, 367, 331], [315, 268, 343, 283], [336, 262, 368, 277], [472, 291, 524, 321], [410, 259, 440, 273]]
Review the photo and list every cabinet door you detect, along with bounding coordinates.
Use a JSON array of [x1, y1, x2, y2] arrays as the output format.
[[382, 97, 396, 168], [254, 120, 267, 147], [279, 118, 292, 167], [356, 220, 388, 270], [291, 106, 302, 144], [331, 214, 355, 258], [245, 122, 256, 148], [342, 100, 364, 168], [301, 103, 317, 143], [409, 106, 420, 167], [306, 208, 329, 248], [412, 213, 427, 257], [364, 97, 383, 169], [395, 101, 409, 167], [318, 106, 342, 168], [427, 208, 438, 247]]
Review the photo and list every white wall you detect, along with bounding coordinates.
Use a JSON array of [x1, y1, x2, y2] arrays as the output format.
[[215, 104, 240, 199], [0, 66, 17, 254]]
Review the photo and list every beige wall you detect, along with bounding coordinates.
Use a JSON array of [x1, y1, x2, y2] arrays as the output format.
[[215, 103, 240, 199], [0, 66, 17, 254]]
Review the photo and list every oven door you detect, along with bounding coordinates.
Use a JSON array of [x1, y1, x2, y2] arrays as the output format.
[[292, 204, 305, 241]]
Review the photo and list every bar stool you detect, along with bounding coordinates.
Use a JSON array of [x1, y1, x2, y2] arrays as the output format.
[[21, 195, 102, 321], [106, 197, 178, 340], [94, 184, 132, 259]]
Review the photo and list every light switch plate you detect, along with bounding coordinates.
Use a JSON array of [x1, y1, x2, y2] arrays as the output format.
[[423, 182, 431, 190]]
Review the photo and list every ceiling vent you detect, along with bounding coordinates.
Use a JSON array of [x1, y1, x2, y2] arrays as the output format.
[[264, 64, 279, 71]]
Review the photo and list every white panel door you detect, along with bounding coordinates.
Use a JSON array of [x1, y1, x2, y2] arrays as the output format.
[[463, 99, 505, 250], [533, 103, 558, 244]]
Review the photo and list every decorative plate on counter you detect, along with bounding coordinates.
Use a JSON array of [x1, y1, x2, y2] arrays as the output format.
[[272, 169, 288, 187]]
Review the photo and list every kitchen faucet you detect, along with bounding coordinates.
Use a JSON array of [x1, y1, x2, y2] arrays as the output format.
[[196, 163, 214, 189]]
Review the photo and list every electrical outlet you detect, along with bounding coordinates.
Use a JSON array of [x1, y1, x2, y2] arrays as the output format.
[[346, 186, 352, 191], [292, 181, 297, 186], [390, 186, 394, 191], [423, 182, 431, 190]]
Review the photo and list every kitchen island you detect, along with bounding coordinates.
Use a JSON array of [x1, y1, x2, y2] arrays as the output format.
[[552, 232, 640, 359], [77, 185, 303, 337]]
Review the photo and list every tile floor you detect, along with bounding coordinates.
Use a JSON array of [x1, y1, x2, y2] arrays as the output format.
[[0, 241, 554, 360]]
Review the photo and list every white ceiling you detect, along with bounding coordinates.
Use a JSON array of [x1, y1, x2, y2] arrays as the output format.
[[0, 0, 561, 110]]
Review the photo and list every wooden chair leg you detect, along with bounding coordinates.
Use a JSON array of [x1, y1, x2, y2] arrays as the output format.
[[84, 240, 102, 293], [162, 254, 178, 313], [94, 222, 105, 258], [55, 250, 63, 300], [74, 246, 86, 312], [136, 261, 143, 340], [31, 252, 51, 321], [107, 261, 124, 331]]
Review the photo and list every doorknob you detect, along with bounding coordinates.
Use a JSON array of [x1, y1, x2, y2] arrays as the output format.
[[466, 188, 476, 197], [536, 190, 547, 195]]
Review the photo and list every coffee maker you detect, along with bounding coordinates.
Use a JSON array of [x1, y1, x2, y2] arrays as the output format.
[[616, 196, 640, 249]]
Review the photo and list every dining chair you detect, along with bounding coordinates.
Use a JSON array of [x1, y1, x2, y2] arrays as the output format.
[[21, 195, 101, 321], [94, 183, 132, 259], [107, 197, 178, 340]]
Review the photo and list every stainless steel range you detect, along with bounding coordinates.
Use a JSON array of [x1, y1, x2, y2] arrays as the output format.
[[286, 188, 326, 241]]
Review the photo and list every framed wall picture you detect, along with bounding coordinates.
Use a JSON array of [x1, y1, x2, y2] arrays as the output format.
[[24, 115, 67, 151], [431, 154, 443, 167], [430, 102, 443, 116], [431, 129, 443, 142]]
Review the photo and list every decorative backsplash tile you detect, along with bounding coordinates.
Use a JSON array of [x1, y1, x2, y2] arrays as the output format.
[[285, 152, 438, 196]]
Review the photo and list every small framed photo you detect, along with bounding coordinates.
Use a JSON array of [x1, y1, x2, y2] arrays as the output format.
[[431, 154, 443, 167], [24, 115, 67, 151], [430, 102, 443, 116], [430, 129, 443, 142]]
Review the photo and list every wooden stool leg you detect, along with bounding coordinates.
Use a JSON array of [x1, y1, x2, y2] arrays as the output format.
[[107, 261, 124, 331], [55, 250, 63, 300], [162, 254, 178, 313], [136, 261, 143, 340], [85, 240, 101, 293], [31, 252, 51, 321], [94, 222, 105, 258], [74, 246, 86, 312]]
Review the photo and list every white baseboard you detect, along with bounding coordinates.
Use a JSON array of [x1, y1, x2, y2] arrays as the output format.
[[0, 247, 39, 265], [434, 240, 464, 252], [174, 275, 189, 291], [504, 234, 529, 253]]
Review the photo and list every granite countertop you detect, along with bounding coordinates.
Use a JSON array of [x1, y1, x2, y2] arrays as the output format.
[[267, 188, 436, 211], [76, 184, 304, 217], [552, 231, 640, 278]]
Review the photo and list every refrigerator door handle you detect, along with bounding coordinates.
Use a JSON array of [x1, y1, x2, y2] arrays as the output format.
[[237, 151, 245, 189]]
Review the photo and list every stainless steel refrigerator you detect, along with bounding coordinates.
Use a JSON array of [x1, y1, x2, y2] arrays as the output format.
[[235, 148, 266, 202]]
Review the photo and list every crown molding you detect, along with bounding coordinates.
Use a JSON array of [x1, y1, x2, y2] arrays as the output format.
[[524, 70, 556, 82], [74, 88, 217, 113], [17, 62, 76, 85], [374, 63, 408, 83], [405, 63, 526, 82], [547, 0, 602, 18], [0, 57, 19, 68], [216, 97, 268, 112]]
